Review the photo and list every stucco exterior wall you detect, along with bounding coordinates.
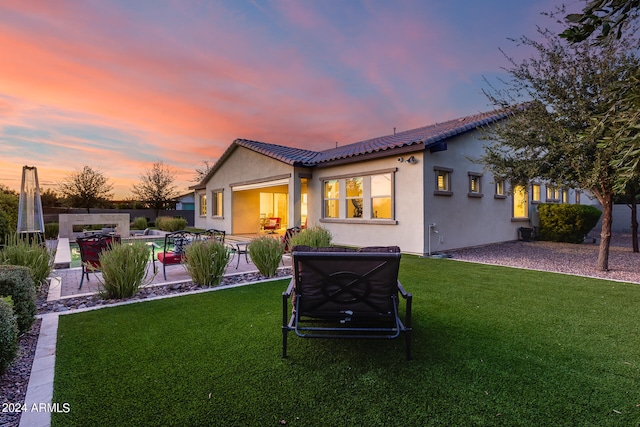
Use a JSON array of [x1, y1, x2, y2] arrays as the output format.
[[311, 154, 426, 254], [422, 132, 520, 251], [194, 146, 294, 233]]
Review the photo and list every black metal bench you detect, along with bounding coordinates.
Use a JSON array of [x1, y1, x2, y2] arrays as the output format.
[[282, 246, 412, 359]]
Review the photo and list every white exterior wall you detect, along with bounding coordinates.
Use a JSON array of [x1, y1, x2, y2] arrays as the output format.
[[311, 154, 426, 255], [194, 146, 295, 233]]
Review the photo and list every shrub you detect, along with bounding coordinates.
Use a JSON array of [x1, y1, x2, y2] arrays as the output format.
[[0, 235, 53, 290], [288, 226, 332, 248], [97, 242, 152, 299], [184, 240, 230, 287], [0, 297, 18, 375], [538, 204, 602, 243], [156, 216, 187, 232], [132, 216, 148, 230], [44, 222, 59, 240], [248, 236, 284, 277], [0, 265, 37, 334]]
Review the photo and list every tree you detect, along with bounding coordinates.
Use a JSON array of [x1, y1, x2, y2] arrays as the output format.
[[39, 188, 60, 207], [0, 185, 18, 244], [131, 161, 179, 217], [57, 166, 113, 213], [560, 0, 639, 42], [192, 160, 217, 183], [481, 28, 640, 271]]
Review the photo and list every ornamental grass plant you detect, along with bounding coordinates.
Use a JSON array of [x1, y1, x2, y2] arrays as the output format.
[[248, 236, 284, 277], [288, 225, 332, 248], [97, 241, 152, 299], [0, 234, 54, 290], [52, 257, 640, 426], [183, 239, 230, 287]]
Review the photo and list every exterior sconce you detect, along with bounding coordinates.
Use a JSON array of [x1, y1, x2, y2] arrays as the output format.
[[406, 156, 418, 164]]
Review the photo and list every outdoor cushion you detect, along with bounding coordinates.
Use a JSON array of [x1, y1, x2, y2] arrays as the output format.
[[157, 252, 183, 264]]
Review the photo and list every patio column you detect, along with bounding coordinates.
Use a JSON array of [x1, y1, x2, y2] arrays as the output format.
[[288, 173, 302, 228]]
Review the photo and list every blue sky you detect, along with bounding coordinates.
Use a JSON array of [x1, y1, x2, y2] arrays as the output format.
[[0, 0, 582, 197]]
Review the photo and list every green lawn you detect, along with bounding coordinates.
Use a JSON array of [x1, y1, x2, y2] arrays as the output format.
[[52, 257, 640, 426]]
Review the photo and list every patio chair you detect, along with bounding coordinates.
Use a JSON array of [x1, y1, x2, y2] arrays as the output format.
[[282, 246, 412, 360], [76, 234, 121, 289], [201, 228, 226, 243], [263, 217, 281, 234], [157, 230, 197, 280], [281, 227, 301, 253]]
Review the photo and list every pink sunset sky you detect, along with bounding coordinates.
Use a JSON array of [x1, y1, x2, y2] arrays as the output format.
[[0, 0, 580, 198]]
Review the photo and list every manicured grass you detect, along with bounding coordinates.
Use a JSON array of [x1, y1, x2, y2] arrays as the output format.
[[52, 257, 640, 426]]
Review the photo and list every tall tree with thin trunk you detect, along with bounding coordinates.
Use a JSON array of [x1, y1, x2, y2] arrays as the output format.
[[481, 28, 640, 271], [57, 166, 113, 213], [131, 161, 179, 217]]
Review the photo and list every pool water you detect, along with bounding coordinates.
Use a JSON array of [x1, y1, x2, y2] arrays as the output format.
[[69, 238, 167, 268]]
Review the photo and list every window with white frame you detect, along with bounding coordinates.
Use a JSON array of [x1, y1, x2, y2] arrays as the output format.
[[199, 194, 207, 217], [323, 179, 340, 218], [468, 173, 482, 197], [321, 171, 395, 221], [371, 173, 392, 219], [345, 177, 363, 218], [434, 167, 452, 195], [212, 189, 223, 217]]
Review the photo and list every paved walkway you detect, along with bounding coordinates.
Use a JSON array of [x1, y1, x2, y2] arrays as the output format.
[[49, 248, 282, 300]]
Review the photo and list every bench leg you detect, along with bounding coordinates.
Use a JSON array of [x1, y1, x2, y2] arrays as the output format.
[[282, 327, 288, 358]]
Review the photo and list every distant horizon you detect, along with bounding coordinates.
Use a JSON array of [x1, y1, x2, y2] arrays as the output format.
[[0, 0, 577, 198]]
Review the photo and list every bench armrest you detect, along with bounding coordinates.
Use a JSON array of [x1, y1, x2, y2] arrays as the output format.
[[283, 278, 295, 298], [397, 281, 411, 299]]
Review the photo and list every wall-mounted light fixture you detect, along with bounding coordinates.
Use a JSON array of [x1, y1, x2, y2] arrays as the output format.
[[406, 155, 418, 164]]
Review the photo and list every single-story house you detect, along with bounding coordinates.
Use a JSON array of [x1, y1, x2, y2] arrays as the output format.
[[191, 109, 586, 255]]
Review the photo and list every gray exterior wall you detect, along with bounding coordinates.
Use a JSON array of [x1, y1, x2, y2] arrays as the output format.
[[422, 132, 521, 251]]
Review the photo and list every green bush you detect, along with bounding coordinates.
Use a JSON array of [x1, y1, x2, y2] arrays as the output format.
[[248, 236, 284, 277], [0, 235, 53, 290], [155, 216, 187, 232], [97, 242, 152, 299], [288, 226, 332, 248], [132, 216, 148, 230], [0, 265, 37, 334], [0, 297, 18, 375], [538, 204, 602, 243], [45, 222, 59, 240], [184, 240, 230, 287]]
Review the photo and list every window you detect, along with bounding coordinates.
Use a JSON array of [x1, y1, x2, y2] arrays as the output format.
[[495, 180, 506, 198], [345, 177, 363, 218], [513, 185, 529, 218], [321, 171, 395, 221], [371, 173, 392, 219], [531, 184, 541, 202], [575, 191, 581, 204], [212, 189, 223, 217], [562, 189, 569, 203], [468, 173, 482, 197], [434, 167, 452, 195], [199, 194, 207, 217], [324, 179, 340, 218], [546, 186, 560, 202]]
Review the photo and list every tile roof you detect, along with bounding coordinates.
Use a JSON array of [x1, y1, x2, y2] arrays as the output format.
[[191, 108, 512, 188], [313, 109, 511, 164], [233, 139, 319, 166]]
